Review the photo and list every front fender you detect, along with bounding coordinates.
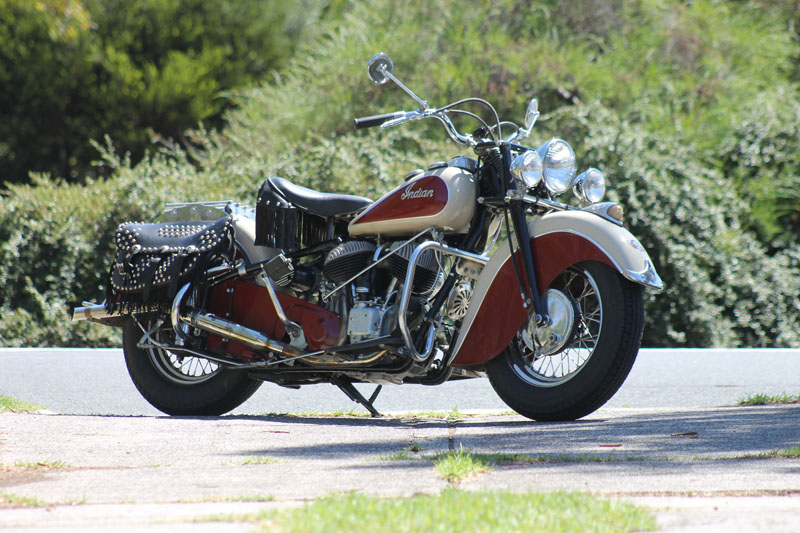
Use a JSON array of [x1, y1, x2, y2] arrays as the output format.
[[529, 210, 662, 291], [449, 210, 661, 366]]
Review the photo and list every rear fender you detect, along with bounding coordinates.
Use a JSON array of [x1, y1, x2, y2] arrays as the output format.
[[230, 214, 280, 264], [450, 210, 661, 366]]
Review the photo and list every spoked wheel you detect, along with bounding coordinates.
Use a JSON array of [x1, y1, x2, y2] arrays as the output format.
[[123, 318, 262, 416], [145, 326, 221, 385], [486, 261, 644, 421]]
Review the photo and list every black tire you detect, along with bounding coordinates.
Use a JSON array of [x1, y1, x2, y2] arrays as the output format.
[[486, 261, 644, 421], [122, 319, 262, 416]]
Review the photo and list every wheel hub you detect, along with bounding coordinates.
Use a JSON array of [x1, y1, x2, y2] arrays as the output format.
[[521, 288, 576, 356]]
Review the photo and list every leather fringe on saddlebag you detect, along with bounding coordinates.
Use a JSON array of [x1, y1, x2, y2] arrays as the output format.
[[105, 216, 233, 315]]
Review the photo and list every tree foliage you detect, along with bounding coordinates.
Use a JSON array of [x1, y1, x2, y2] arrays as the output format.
[[0, 0, 317, 182]]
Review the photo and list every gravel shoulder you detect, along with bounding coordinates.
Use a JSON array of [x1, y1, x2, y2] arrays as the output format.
[[1, 405, 798, 531]]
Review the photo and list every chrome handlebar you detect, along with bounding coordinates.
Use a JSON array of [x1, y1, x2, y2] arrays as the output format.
[[379, 108, 477, 147], [366, 55, 531, 148]]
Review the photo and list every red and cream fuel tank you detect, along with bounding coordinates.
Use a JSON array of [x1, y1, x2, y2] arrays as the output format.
[[349, 157, 478, 237]]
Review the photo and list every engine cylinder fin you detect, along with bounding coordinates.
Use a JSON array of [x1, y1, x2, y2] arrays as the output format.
[[388, 242, 439, 294], [323, 241, 377, 283]]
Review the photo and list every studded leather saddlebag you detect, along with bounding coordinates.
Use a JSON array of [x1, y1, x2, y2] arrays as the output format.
[[106, 216, 233, 314]]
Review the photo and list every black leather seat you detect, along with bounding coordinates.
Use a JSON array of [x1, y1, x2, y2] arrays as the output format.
[[267, 177, 372, 217]]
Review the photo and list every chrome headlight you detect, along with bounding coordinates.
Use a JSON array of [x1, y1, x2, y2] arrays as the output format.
[[509, 150, 543, 189], [573, 168, 606, 205], [537, 139, 576, 195]]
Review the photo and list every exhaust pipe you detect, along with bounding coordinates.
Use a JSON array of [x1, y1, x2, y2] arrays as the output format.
[[179, 311, 304, 358], [73, 290, 303, 359], [71, 302, 119, 323]]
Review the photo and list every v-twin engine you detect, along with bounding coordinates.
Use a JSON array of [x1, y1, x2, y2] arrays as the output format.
[[323, 239, 443, 343]]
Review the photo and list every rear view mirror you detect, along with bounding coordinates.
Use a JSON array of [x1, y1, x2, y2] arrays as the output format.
[[524, 98, 539, 130], [367, 54, 393, 85]]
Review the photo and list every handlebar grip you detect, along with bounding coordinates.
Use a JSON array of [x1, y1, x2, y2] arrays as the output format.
[[353, 112, 403, 130]]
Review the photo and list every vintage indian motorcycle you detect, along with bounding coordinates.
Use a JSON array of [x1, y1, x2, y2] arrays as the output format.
[[72, 54, 663, 420]]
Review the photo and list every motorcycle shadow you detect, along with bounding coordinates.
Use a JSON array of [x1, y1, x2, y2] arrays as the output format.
[[225, 405, 799, 462]]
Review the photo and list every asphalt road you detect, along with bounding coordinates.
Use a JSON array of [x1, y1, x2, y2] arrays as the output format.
[[0, 347, 798, 416]]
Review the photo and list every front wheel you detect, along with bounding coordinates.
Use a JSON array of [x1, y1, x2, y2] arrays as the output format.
[[486, 261, 644, 421], [123, 318, 262, 416]]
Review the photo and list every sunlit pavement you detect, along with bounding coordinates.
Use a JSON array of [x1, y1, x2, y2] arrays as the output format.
[[1, 405, 798, 531]]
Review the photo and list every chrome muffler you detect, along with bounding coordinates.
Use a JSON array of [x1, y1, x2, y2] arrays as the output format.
[[71, 302, 119, 323], [178, 310, 304, 358]]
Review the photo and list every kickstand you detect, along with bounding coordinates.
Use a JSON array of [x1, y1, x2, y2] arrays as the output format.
[[333, 378, 383, 417]]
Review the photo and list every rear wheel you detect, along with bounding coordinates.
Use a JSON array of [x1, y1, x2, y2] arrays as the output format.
[[123, 318, 262, 416], [486, 261, 644, 421]]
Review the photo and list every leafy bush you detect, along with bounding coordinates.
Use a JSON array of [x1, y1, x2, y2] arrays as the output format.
[[1, 0, 799, 347], [548, 103, 800, 347], [718, 90, 800, 248]]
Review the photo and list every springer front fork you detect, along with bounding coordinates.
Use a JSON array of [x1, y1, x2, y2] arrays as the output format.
[[500, 143, 549, 327]]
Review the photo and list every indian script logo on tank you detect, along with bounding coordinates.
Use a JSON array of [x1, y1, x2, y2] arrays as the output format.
[[400, 182, 435, 200]]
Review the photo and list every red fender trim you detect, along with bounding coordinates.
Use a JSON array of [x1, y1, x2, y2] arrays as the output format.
[[450, 232, 614, 366]]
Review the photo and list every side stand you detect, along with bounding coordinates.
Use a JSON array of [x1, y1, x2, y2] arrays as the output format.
[[333, 378, 383, 417]]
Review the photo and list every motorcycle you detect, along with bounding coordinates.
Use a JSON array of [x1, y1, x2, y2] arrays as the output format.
[[72, 54, 663, 420]]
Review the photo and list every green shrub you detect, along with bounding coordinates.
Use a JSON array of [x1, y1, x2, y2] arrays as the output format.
[[1, 0, 799, 347], [717, 90, 800, 248], [548, 102, 800, 347], [0, 139, 250, 346]]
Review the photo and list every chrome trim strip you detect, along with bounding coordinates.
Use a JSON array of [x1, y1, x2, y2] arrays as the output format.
[[624, 260, 664, 292]]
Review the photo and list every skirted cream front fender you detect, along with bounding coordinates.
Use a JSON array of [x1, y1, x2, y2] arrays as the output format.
[[450, 210, 662, 366]]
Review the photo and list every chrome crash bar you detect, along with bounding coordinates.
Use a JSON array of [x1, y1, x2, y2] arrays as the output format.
[[397, 242, 488, 362]]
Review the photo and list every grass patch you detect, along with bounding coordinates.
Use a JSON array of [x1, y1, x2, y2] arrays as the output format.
[[776, 447, 800, 458], [238, 456, 278, 465], [377, 444, 426, 462], [754, 447, 800, 459], [1, 460, 71, 472], [737, 393, 800, 405], [401, 407, 465, 420], [259, 410, 371, 418], [376, 448, 652, 470], [0, 395, 44, 413], [377, 446, 800, 470], [690, 447, 800, 461], [377, 450, 417, 462], [256, 489, 657, 532], [222, 494, 275, 503], [14, 460, 70, 470], [0, 492, 48, 508], [529, 455, 650, 464], [433, 448, 492, 483], [436, 451, 647, 469], [182, 494, 274, 504]]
